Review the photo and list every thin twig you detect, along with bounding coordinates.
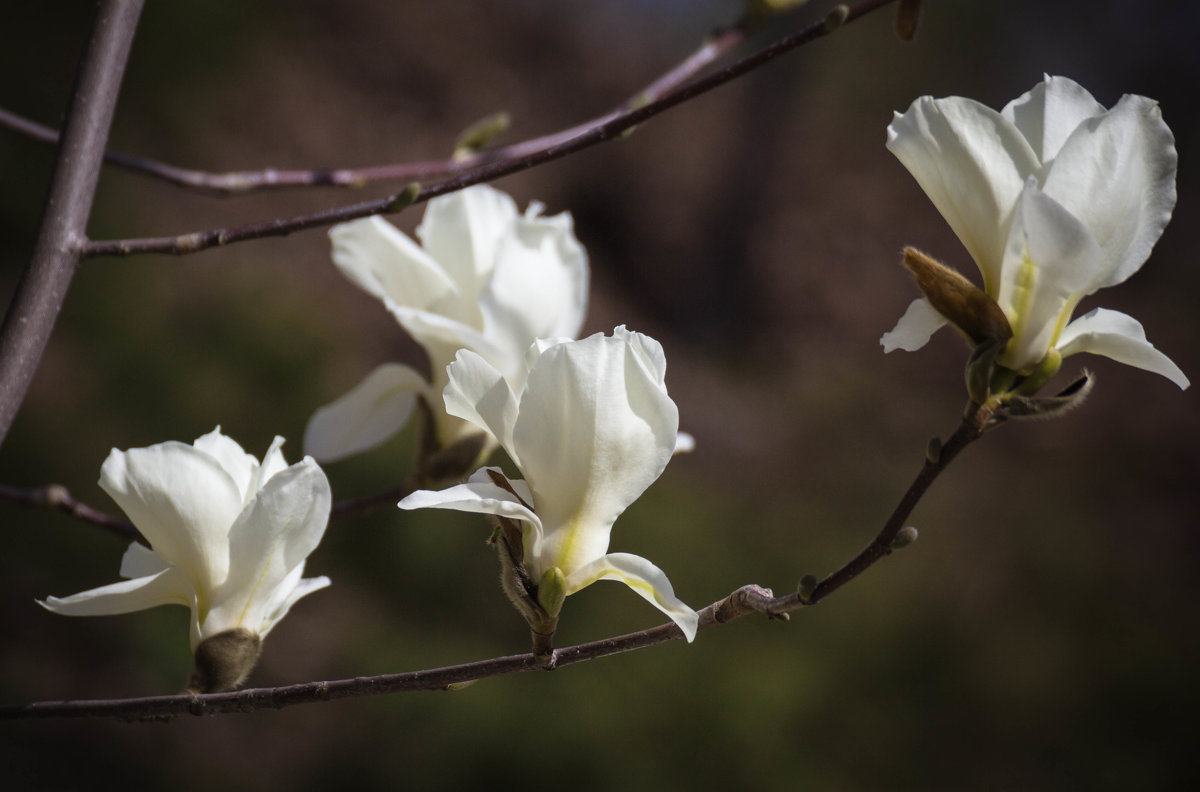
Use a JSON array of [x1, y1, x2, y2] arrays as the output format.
[[0, 483, 139, 541], [0, 476, 421, 532], [82, 0, 898, 258], [0, 0, 146, 449], [0, 24, 751, 195], [2, 401, 984, 722]]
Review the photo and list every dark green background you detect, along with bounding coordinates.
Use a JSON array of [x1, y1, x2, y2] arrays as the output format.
[[2, 1, 1197, 789]]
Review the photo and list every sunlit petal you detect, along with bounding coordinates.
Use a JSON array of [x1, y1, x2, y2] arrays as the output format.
[[563, 552, 699, 642], [1056, 308, 1189, 389]]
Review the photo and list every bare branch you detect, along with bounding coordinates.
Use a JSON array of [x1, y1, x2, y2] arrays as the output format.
[[0, 0, 146, 449], [81, 0, 899, 258], [0, 21, 752, 196], [0, 483, 139, 541], [2, 399, 984, 723]]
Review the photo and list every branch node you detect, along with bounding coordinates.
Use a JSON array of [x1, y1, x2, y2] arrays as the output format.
[[823, 4, 851, 32]]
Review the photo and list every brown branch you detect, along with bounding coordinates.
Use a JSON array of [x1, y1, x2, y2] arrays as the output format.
[[1, 401, 983, 722], [0, 21, 752, 196], [0, 0, 146, 449], [81, 0, 898, 258], [0, 483, 140, 541], [1, 475, 420, 534]]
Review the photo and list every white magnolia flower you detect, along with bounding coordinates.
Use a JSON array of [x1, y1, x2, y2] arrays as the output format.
[[399, 327, 699, 642], [881, 75, 1188, 389], [305, 184, 590, 462], [40, 429, 332, 655]]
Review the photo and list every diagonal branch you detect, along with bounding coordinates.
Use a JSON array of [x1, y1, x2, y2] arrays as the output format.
[[2, 402, 984, 722], [81, 0, 898, 259], [0, 20, 753, 196], [0, 0, 146, 449]]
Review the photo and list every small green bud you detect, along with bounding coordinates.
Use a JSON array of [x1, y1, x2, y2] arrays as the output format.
[[387, 182, 422, 213], [925, 437, 942, 464], [891, 526, 919, 549], [453, 112, 511, 159], [966, 338, 1005, 404], [536, 567, 568, 620], [797, 574, 818, 602], [185, 628, 262, 694], [823, 4, 850, 32]]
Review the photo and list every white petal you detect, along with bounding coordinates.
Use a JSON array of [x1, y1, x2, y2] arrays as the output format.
[[398, 474, 542, 531], [512, 329, 678, 575], [39, 566, 194, 618], [386, 303, 506, 376], [563, 552, 699, 643], [417, 185, 519, 301], [99, 443, 243, 594], [880, 298, 948, 353], [204, 458, 332, 638], [118, 541, 171, 579], [1056, 308, 1189, 389], [303, 363, 429, 462], [1042, 92, 1177, 289], [253, 436, 289, 492], [257, 566, 331, 638], [1001, 75, 1105, 164], [193, 428, 259, 503], [995, 182, 1101, 371], [477, 207, 589, 363], [442, 349, 520, 455], [329, 216, 460, 313], [888, 96, 1040, 290]]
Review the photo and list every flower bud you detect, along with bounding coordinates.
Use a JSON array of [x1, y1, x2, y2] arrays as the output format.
[[902, 247, 1012, 347], [823, 4, 850, 32], [891, 526, 919, 549], [453, 112, 512, 159], [186, 628, 262, 694], [797, 574, 818, 602]]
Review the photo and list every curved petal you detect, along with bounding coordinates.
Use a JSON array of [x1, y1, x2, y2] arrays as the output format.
[[442, 349, 520, 455], [1042, 93, 1177, 289], [204, 458, 332, 639], [329, 216, 460, 313], [119, 541, 171, 579], [513, 329, 678, 575], [478, 208, 589, 365], [880, 298, 948, 353], [99, 443, 243, 594], [193, 428, 259, 502], [386, 303, 508, 374], [563, 552, 698, 643], [1056, 308, 1189, 389], [257, 565, 332, 638], [888, 96, 1040, 289], [39, 566, 194, 618], [398, 474, 542, 530], [995, 183, 1101, 371], [303, 363, 429, 462], [417, 185, 518, 303], [1001, 75, 1106, 164], [253, 436, 289, 493]]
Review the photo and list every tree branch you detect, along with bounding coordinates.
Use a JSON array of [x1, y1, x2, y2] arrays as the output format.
[[2, 401, 983, 722], [0, 0, 145, 449], [81, 0, 898, 259], [0, 20, 753, 196]]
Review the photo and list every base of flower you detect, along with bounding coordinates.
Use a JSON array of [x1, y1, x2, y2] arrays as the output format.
[[185, 628, 262, 694]]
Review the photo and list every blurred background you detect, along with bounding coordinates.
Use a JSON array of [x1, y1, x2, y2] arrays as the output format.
[[2, 0, 1197, 789]]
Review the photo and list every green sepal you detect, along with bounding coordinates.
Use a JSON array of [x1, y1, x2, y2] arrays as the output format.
[[536, 567, 568, 620]]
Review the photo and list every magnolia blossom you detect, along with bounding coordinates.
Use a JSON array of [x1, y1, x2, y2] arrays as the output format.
[[881, 75, 1188, 389], [399, 327, 699, 642], [40, 429, 332, 654], [305, 185, 589, 462]]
